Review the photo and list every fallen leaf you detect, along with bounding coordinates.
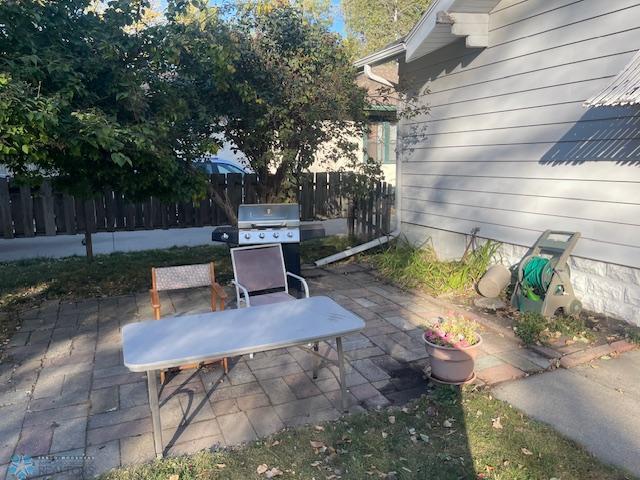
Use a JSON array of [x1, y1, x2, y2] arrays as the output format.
[[168, 475, 179, 480], [409, 435, 417, 444], [492, 417, 503, 429], [600, 355, 611, 360], [311, 461, 322, 467], [381, 431, 388, 439], [401, 407, 409, 413], [215, 463, 226, 469], [271, 440, 280, 447], [388, 415, 396, 424], [426, 406, 437, 417], [310, 440, 325, 449], [314, 425, 325, 431], [257, 464, 269, 474], [401, 467, 412, 473], [265, 467, 283, 478], [443, 419, 453, 428], [419, 433, 430, 442], [521, 448, 533, 456]]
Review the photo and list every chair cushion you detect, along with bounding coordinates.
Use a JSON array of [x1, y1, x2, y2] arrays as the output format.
[[249, 291, 296, 306]]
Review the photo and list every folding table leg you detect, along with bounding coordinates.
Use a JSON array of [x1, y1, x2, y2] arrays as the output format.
[[312, 342, 320, 379], [147, 370, 164, 458], [336, 337, 348, 413]]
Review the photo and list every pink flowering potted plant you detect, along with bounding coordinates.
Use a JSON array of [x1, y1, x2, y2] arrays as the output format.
[[423, 312, 482, 385]]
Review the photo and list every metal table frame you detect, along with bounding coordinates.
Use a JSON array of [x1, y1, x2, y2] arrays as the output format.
[[122, 297, 363, 458]]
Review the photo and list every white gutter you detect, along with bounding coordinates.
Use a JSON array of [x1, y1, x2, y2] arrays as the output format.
[[315, 135, 403, 267], [354, 42, 406, 69]]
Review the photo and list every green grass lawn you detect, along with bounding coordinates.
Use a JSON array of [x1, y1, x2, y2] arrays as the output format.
[[0, 236, 353, 310], [0, 236, 353, 344], [101, 386, 630, 480]]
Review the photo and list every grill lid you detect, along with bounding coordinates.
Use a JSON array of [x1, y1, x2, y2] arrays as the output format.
[[237, 203, 300, 229]]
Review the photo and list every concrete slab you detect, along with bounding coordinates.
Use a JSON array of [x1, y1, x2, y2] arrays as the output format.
[[494, 351, 640, 476], [0, 218, 347, 261]]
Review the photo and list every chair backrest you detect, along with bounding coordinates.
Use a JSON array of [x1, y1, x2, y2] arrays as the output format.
[[152, 263, 214, 292], [231, 244, 287, 294]]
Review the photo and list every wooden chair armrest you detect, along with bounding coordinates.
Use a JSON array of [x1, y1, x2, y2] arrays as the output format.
[[149, 289, 160, 308]]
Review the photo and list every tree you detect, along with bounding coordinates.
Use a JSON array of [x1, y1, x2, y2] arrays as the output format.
[[0, 0, 237, 255], [219, 2, 372, 203], [342, 0, 432, 58]]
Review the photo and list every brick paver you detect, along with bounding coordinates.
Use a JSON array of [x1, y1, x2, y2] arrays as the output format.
[[0, 261, 548, 477]]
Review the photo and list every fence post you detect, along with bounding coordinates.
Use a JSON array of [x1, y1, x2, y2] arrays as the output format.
[[19, 185, 34, 237], [347, 198, 355, 237], [328, 172, 340, 217], [40, 181, 57, 235], [300, 173, 314, 220], [314, 172, 328, 218], [0, 178, 13, 238]]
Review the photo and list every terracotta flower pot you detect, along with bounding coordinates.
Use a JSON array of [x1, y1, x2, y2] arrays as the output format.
[[423, 333, 482, 385]]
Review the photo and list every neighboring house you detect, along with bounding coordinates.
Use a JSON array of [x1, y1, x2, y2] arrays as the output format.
[[310, 63, 399, 184], [357, 0, 640, 325]]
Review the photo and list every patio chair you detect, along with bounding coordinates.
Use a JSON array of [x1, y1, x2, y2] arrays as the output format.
[[230, 244, 309, 307], [231, 244, 323, 373], [150, 262, 228, 383]]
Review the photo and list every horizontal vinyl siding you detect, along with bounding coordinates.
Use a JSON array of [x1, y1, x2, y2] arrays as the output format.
[[399, 0, 640, 268]]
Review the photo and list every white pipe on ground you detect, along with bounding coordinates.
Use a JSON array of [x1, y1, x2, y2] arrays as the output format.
[[314, 124, 404, 267], [314, 230, 400, 266]]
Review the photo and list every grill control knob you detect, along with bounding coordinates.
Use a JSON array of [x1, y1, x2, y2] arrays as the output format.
[[222, 233, 229, 240], [244, 233, 251, 240], [273, 232, 279, 238], [287, 232, 293, 238], [259, 232, 265, 239]]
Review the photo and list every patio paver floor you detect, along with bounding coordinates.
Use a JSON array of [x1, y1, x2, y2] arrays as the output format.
[[0, 263, 542, 478]]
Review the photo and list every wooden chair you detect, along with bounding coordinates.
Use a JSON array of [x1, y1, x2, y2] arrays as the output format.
[[150, 262, 228, 383]]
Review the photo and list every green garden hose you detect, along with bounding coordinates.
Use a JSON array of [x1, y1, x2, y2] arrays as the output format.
[[521, 256, 554, 301]]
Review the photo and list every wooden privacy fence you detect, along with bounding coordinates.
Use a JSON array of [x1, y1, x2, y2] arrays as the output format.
[[0, 172, 394, 239], [347, 182, 395, 240]]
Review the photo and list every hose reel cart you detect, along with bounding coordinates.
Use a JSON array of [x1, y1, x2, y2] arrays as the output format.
[[511, 230, 582, 317]]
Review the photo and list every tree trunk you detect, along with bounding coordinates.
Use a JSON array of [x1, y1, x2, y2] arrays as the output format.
[[84, 230, 93, 260]]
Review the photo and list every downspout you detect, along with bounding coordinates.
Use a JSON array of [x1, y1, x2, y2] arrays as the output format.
[[363, 64, 396, 88], [314, 126, 402, 266]]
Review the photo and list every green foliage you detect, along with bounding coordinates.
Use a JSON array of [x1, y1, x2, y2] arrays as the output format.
[[514, 312, 548, 346], [342, 0, 433, 58], [514, 312, 594, 346], [220, 2, 371, 202], [1, 0, 368, 206], [372, 240, 499, 296], [0, 0, 239, 201]]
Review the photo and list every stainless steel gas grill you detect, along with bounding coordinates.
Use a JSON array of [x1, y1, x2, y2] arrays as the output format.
[[211, 203, 324, 291], [237, 203, 300, 245]]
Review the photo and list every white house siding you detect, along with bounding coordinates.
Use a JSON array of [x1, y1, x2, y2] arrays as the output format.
[[397, 0, 640, 325]]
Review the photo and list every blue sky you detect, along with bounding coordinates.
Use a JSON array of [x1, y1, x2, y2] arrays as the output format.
[[329, 0, 345, 35]]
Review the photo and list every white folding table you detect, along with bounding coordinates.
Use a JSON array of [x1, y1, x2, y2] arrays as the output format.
[[122, 296, 365, 457]]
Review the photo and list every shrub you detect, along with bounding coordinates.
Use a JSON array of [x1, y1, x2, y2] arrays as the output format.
[[514, 312, 548, 345], [372, 240, 499, 296]]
